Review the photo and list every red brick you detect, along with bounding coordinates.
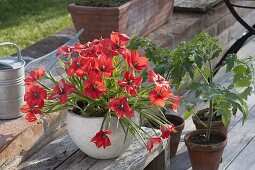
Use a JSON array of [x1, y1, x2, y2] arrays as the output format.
[[217, 14, 236, 34], [205, 1, 230, 27], [146, 32, 175, 48], [217, 29, 229, 47], [205, 24, 217, 37]]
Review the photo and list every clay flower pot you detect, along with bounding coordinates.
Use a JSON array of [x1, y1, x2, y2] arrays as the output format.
[[184, 130, 227, 170], [165, 114, 185, 158], [192, 109, 229, 135], [68, 0, 174, 43]]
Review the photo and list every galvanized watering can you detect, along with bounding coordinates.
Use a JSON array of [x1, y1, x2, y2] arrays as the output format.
[[0, 42, 25, 119]]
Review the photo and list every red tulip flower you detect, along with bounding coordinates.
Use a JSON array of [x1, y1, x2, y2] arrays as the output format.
[[76, 41, 98, 57], [24, 85, 47, 108], [147, 136, 162, 152], [110, 32, 130, 49], [109, 97, 134, 119], [127, 50, 149, 71], [23, 112, 37, 122], [68, 57, 93, 77], [72, 43, 86, 54], [91, 130, 112, 149], [95, 54, 115, 77], [56, 45, 74, 57], [149, 86, 174, 107], [170, 96, 182, 112], [160, 124, 175, 139], [48, 79, 75, 104], [21, 104, 43, 115], [118, 71, 142, 96], [100, 38, 119, 57], [147, 69, 169, 87], [83, 74, 107, 99], [21, 104, 43, 122], [25, 66, 46, 88]]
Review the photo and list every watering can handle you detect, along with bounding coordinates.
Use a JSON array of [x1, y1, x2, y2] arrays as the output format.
[[0, 42, 22, 61]]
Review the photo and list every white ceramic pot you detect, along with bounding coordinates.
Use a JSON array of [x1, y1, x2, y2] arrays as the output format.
[[67, 111, 134, 159]]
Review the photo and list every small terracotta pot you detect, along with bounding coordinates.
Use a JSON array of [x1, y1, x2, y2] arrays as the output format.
[[192, 109, 229, 135], [165, 114, 185, 158], [184, 130, 227, 170]]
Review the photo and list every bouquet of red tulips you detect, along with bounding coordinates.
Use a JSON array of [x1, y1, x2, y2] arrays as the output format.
[[22, 32, 182, 152]]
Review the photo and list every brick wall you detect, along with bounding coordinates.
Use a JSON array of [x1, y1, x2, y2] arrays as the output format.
[[205, 1, 255, 55], [147, 0, 255, 57]]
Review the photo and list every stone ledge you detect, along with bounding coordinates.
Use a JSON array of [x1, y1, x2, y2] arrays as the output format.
[[174, 0, 222, 12]]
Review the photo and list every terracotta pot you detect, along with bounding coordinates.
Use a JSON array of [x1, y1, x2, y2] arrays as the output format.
[[68, 0, 174, 43], [192, 109, 229, 135], [165, 114, 185, 158], [184, 130, 227, 170]]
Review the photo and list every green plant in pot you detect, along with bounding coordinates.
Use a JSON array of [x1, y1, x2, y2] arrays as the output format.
[[128, 36, 184, 158], [168, 32, 255, 170], [128, 32, 255, 168]]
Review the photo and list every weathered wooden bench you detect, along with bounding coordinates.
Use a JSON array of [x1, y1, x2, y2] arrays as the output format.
[[17, 127, 171, 170]]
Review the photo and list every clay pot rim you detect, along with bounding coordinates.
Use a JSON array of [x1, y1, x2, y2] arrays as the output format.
[[68, 110, 105, 120], [192, 108, 225, 124], [184, 129, 227, 152], [165, 114, 185, 129], [68, 1, 136, 12]]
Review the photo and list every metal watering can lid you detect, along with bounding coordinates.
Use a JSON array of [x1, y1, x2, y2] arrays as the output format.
[[0, 42, 25, 70]]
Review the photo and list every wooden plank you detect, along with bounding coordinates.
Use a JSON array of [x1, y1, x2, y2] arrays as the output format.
[[1, 110, 68, 169], [17, 133, 78, 170], [88, 137, 169, 170], [89, 127, 169, 170], [56, 127, 169, 170], [145, 137, 171, 170], [56, 151, 97, 170], [219, 104, 255, 169], [225, 136, 255, 170], [24, 127, 169, 170]]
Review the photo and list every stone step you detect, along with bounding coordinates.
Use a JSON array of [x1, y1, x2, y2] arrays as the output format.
[[174, 0, 222, 12]]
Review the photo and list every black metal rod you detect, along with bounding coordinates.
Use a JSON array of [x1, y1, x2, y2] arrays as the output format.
[[224, 0, 255, 34], [231, 4, 255, 9], [214, 27, 254, 75], [213, 1, 255, 76]]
